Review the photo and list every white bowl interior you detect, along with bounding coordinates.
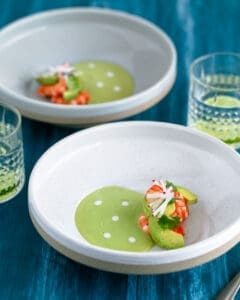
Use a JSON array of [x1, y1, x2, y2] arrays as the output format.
[[0, 9, 172, 100], [30, 122, 240, 253]]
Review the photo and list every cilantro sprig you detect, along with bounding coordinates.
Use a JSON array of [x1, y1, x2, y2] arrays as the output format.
[[165, 180, 177, 191], [158, 215, 180, 229]]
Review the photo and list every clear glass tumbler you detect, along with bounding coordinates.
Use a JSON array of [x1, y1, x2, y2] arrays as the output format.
[[188, 53, 240, 151], [0, 103, 25, 203]]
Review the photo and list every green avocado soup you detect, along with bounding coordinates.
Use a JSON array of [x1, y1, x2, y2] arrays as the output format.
[[73, 61, 135, 104], [75, 186, 153, 252]]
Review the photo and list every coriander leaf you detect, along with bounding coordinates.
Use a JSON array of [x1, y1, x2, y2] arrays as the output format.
[[165, 180, 177, 191], [158, 215, 180, 229]]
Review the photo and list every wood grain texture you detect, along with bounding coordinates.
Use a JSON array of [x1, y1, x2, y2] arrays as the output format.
[[0, 0, 239, 299]]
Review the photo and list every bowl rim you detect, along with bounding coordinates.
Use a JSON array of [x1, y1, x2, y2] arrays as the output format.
[[190, 51, 240, 92], [28, 121, 240, 265], [0, 7, 176, 112]]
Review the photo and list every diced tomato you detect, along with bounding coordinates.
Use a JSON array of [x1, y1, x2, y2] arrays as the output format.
[[81, 90, 91, 101], [37, 74, 91, 106], [75, 94, 88, 105], [51, 96, 65, 104], [51, 77, 66, 97], [138, 215, 148, 227], [37, 86, 47, 97], [73, 91, 90, 105], [37, 85, 54, 97], [138, 215, 150, 234], [172, 225, 185, 235], [37, 76, 67, 99]]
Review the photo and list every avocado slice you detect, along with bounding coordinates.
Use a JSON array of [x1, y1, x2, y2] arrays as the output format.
[[66, 75, 84, 90], [148, 216, 184, 249], [176, 186, 198, 204], [63, 89, 80, 101], [36, 74, 59, 85]]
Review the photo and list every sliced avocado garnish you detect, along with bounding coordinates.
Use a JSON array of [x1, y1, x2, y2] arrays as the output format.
[[63, 75, 84, 100], [176, 186, 198, 204], [66, 74, 84, 90], [148, 217, 184, 249], [36, 74, 59, 85], [63, 89, 80, 101]]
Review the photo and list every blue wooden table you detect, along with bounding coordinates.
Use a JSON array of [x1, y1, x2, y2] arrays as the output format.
[[0, 0, 239, 299]]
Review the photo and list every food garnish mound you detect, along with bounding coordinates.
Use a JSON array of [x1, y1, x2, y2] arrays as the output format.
[[36, 63, 90, 105], [138, 179, 198, 249]]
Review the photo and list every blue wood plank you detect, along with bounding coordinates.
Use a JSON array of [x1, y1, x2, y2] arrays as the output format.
[[0, 0, 239, 299]]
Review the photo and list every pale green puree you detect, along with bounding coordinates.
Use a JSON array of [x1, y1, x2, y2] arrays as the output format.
[[73, 61, 134, 104], [75, 186, 153, 252]]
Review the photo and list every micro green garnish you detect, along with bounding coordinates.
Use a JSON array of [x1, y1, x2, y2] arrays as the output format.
[[158, 215, 180, 229], [165, 180, 177, 192], [168, 198, 175, 205]]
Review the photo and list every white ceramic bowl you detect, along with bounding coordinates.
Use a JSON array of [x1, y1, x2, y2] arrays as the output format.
[[0, 8, 176, 126], [28, 122, 240, 274]]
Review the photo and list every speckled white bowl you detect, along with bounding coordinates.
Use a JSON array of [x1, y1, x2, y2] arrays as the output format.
[[28, 122, 240, 274], [0, 8, 176, 126]]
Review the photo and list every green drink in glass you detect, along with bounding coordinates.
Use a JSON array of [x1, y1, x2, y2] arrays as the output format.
[[0, 103, 25, 203], [188, 53, 240, 151]]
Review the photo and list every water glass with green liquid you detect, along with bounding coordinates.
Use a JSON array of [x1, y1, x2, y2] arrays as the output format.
[[0, 104, 25, 203], [188, 53, 240, 151]]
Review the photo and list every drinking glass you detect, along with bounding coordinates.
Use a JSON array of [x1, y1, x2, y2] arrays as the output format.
[[188, 53, 240, 151], [0, 103, 25, 203]]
